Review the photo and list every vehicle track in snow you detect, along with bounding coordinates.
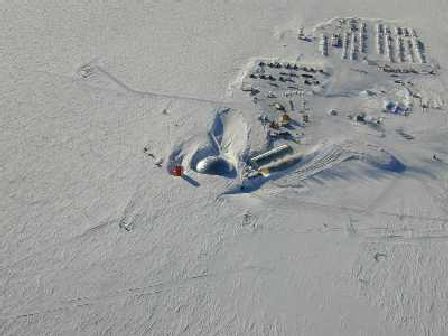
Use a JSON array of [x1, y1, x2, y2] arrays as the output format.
[[276, 145, 352, 186], [0, 264, 274, 322], [35, 68, 245, 106], [296, 146, 349, 179]]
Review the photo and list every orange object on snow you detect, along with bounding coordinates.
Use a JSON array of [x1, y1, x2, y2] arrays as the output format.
[[171, 165, 184, 176]]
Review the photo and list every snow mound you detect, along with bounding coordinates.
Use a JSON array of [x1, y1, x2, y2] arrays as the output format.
[[190, 107, 248, 178]]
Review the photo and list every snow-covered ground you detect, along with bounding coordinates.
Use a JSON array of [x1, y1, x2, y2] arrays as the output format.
[[2, 1, 448, 335]]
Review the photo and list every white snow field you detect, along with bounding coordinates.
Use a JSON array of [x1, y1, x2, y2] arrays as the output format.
[[2, 1, 448, 335]]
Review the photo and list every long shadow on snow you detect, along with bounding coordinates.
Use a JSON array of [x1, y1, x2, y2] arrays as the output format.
[[221, 156, 305, 195], [182, 175, 200, 187], [313, 157, 436, 185], [220, 154, 419, 196]]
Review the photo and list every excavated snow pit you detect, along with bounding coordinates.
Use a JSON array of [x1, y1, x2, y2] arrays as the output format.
[[194, 155, 235, 176]]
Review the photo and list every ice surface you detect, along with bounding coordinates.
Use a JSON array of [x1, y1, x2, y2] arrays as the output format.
[[2, 1, 448, 335]]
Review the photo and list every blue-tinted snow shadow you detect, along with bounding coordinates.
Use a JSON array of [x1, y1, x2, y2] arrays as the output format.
[[190, 148, 237, 179], [221, 155, 438, 196], [371, 155, 406, 173], [189, 107, 237, 179], [221, 160, 303, 195], [182, 175, 200, 187], [313, 157, 436, 184]]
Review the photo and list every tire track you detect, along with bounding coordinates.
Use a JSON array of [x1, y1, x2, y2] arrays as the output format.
[[277, 145, 352, 185], [0, 265, 273, 322]]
